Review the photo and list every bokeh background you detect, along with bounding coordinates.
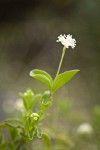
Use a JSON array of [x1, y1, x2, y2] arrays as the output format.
[[0, 0, 100, 149]]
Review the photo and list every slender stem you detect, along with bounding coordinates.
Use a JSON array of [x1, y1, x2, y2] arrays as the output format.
[[56, 46, 66, 77]]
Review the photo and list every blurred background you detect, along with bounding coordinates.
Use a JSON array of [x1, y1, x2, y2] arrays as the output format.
[[0, 0, 100, 149]]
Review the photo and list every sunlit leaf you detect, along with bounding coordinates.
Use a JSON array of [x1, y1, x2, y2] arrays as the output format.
[[52, 69, 80, 92], [30, 69, 53, 90]]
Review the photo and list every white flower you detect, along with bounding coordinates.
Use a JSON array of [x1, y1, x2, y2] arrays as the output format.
[[56, 34, 76, 49], [77, 123, 93, 135]]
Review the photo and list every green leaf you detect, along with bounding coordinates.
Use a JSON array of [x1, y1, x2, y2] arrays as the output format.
[[29, 69, 53, 90], [29, 94, 41, 109], [28, 126, 37, 140], [19, 92, 29, 110], [20, 89, 41, 110], [5, 118, 23, 128], [0, 123, 10, 128], [19, 88, 34, 110], [40, 91, 52, 110], [52, 69, 80, 92], [42, 133, 50, 150]]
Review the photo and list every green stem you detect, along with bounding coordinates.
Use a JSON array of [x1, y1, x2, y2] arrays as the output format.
[[56, 46, 66, 77]]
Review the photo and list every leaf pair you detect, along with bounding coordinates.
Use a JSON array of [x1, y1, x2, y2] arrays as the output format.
[[30, 69, 79, 93], [19, 89, 41, 110]]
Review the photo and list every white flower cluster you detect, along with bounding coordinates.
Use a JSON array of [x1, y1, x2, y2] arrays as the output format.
[[30, 113, 39, 120], [56, 34, 76, 49]]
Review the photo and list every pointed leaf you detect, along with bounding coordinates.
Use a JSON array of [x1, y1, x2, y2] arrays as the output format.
[[29, 94, 41, 109], [19, 92, 29, 110], [20, 89, 41, 110], [30, 69, 53, 90], [19, 88, 34, 110], [0, 123, 10, 128], [5, 118, 23, 128], [52, 69, 80, 92]]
